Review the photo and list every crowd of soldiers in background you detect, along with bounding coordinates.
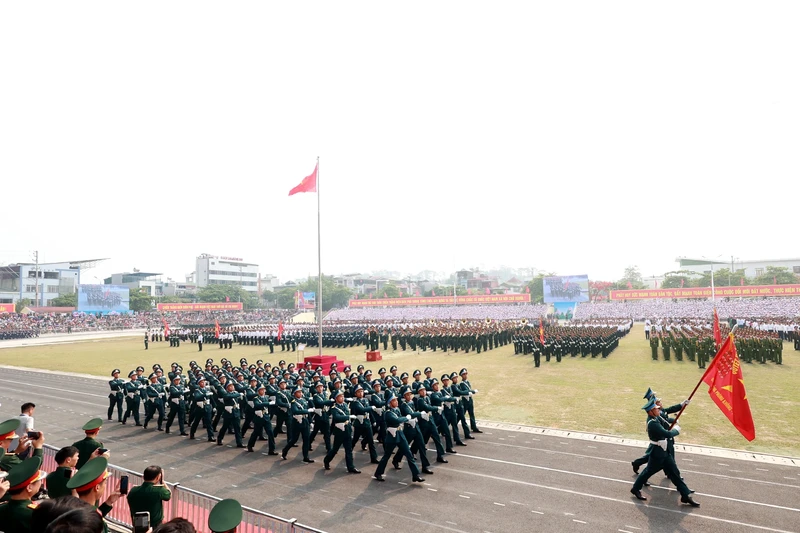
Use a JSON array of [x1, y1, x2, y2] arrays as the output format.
[[645, 318, 790, 367], [513, 320, 631, 366], [108, 358, 482, 478]]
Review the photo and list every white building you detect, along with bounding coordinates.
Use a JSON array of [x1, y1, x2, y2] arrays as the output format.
[[0, 258, 105, 306], [676, 257, 800, 279], [195, 254, 259, 292], [104, 271, 162, 296]]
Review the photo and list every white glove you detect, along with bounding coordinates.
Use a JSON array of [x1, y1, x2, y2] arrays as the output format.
[[346, 397, 354, 402], [371, 406, 377, 411], [349, 414, 357, 420], [421, 412, 430, 421], [269, 401, 276, 406], [406, 415, 412, 420], [335, 423, 346, 431], [682, 399, 691, 406], [437, 406, 444, 413], [673, 424, 681, 434], [474, 389, 478, 394]]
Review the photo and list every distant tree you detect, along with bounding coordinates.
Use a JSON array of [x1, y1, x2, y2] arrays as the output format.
[[694, 268, 750, 288], [15, 298, 31, 313], [50, 293, 77, 307], [660, 270, 698, 289], [588, 281, 613, 301], [196, 285, 257, 309], [753, 266, 798, 286], [613, 266, 646, 290], [129, 289, 154, 312], [382, 284, 400, 298], [526, 272, 555, 304]]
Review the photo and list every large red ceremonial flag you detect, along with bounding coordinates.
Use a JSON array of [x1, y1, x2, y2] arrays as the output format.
[[214, 320, 221, 339], [700, 335, 755, 441], [713, 308, 722, 348], [288, 164, 318, 196], [277, 322, 284, 341], [539, 319, 545, 344], [162, 318, 170, 338]]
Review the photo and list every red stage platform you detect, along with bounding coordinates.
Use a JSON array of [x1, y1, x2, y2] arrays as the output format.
[[366, 350, 382, 361], [303, 354, 346, 376]]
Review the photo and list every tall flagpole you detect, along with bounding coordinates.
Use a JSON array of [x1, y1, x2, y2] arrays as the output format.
[[316, 156, 323, 356]]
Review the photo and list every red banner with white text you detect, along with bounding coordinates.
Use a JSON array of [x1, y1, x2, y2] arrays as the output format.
[[0, 303, 14, 313], [349, 294, 531, 307], [156, 302, 244, 312], [610, 284, 800, 300]]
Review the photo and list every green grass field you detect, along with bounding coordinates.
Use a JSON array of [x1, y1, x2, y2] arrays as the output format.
[[1, 324, 797, 457]]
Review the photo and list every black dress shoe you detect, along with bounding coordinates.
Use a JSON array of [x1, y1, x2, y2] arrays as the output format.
[[422, 468, 434, 475], [412, 476, 425, 483], [208, 437, 215, 442], [472, 429, 483, 433], [157, 427, 163, 432], [630, 489, 647, 501], [632, 461, 639, 474], [456, 442, 467, 446], [347, 468, 361, 474], [281, 452, 288, 460], [324, 461, 331, 470], [371, 459, 380, 464], [465, 435, 475, 440], [216, 441, 223, 446], [392, 462, 401, 470], [373, 475, 385, 482], [236, 444, 246, 448], [267, 451, 278, 456], [247, 447, 254, 452], [436, 457, 448, 464], [644, 481, 651, 487], [681, 495, 700, 507], [165, 428, 170, 434], [446, 449, 457, 454], [302, 458, 315, 463], [180, 432, 188, 436]]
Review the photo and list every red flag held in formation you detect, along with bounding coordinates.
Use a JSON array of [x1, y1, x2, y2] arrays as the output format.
[[214, 320, 221, 339], [162, 318, 170, 338], [288, 163, 318, 196], [525, 286, 530, 294], [277, 322, 284, 341], [713, 308, 722, 349], [680, 278, 684, 288], [539, 319, 545, 344], [700, 335, 756, 441]]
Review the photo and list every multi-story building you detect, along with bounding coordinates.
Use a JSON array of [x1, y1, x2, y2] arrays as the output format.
[[195, 254, 259, 292], [104, 271, 162, 296], [676, 257, 800, 279], [0, 258, 105, 306]]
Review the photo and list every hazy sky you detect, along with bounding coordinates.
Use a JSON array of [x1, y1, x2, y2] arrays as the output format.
[[2, 2, 797, 285]]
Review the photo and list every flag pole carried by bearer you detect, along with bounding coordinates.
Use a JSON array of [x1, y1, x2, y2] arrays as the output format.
[[289, 159, 322, 356]]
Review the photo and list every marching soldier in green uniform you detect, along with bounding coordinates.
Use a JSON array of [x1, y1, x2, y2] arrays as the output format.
[[392, 386, 434, 475], [323, 389, 361, 474], [217, 382, 245, 448], [309, 381, 333, 453], [122, 371, 143, 426], [281, 387, 315, 463], [350, 385, 379, 463], [189, 377, 215, 442], [372, 393, 424, 483], [107, 369, 125, 422], [247, 385, 278, 455], [143, 373, 166, 431], [650, 334, 659, 360], [0, 456, 47, 533], [673, 335, 683, 361], [662, 335, 671, 361], [72, 418, 106, 470], [165, 375, 188, 435]]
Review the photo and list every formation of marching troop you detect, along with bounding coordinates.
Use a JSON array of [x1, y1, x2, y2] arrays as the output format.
[[512, 321, 631, 366], [108, 359, 482, 482]]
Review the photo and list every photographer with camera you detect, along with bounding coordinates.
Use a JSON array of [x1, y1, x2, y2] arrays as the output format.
[[127, 465, 172, 528], [72, 418, 110, 470], [9, 402, 36, 453], [0, 418, 44, 472]]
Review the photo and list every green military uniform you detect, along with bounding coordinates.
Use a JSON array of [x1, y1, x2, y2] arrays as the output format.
[[1, 419, 44, 473], [126, 480, 172, 527], [0, 456, 46, 533], [66, 457, 114, 533], [650, 335, 659, 360], [73, 418, 104, 470], [45, 466, 74, 499]]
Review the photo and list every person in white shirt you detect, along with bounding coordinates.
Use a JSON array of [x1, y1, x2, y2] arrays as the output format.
[[10, 402, 36, 452]]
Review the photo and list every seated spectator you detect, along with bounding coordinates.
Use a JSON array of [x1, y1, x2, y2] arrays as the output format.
[[153, 517, 197, 533], [0, 456, 47, 531], [45, 446, 80, 499], [127, 465, 172, 528]]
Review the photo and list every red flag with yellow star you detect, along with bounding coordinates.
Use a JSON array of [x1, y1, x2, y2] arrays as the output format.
[[701, 335, 755, 441]]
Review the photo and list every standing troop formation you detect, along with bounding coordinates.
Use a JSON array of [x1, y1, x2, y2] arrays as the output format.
[[108, 359, 482, 482]]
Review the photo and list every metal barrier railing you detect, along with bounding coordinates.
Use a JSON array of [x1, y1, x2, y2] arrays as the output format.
[[41, 445, 325, 533]]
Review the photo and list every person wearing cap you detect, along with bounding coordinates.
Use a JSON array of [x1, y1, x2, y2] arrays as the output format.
[[240, 378, 260, 440], [458, 368, 482, 434], [280, 387, 315, 463], [247, 384, 278, 455], [1, 419, 44, 472], [0, 456, 47, 531], [73, 418, 107, 470], [217, 382, 245, 448], [107, 370, 125, 423], [373, 393, 424, 483], [632, 389, 688, 474], [323, 389, 361, 473], [208, 498, 242, 533], [422, 367, 434, 391], [122, 371, 144, 426], [189, 377, 216, 442], [368, 380, 387, 444], [67, 457, 123, 533], [448, 373, 473, 441], [350, 385, 379, 463], [273, 380, 291, 437], [165, 375, 188, 436], [410, 370, 424, 394], [143, 373, 166, 431], [126, 465, 172, 528], [389, 366, 402, 388], [413, 383, 448, 463], [309, 382, 333, 453], [430, 378, 460, 453], [630, 399, 699, 507], [392, 386, 434, 475]]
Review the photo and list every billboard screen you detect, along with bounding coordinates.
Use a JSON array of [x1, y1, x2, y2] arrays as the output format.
[[77, 285, 130, 314], [0, 303, 14, 313], [296, 291, 316, 310], [543, 275, 590, 303]]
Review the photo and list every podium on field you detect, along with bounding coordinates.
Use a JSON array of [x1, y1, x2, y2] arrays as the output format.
[[303, 354, 346, 376], [366, 350, 382, 362]]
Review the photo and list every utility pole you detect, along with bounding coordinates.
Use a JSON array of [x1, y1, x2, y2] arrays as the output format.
[[33, 250, 39, 307]]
